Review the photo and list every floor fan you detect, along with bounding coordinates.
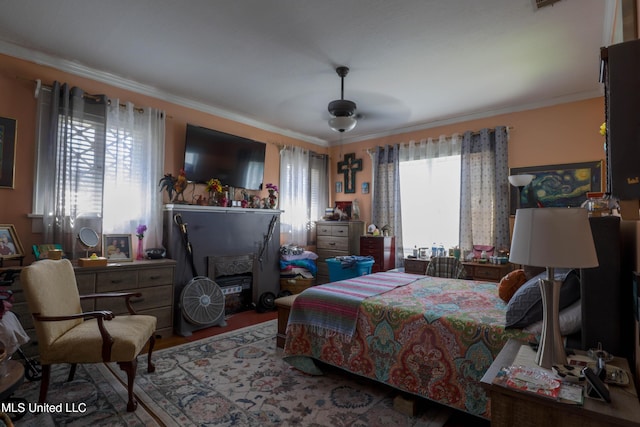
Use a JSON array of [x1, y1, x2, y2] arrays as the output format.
[[174, 213, 226, 336]]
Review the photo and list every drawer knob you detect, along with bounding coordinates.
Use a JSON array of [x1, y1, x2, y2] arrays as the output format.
[[111, 279, 123, 284]]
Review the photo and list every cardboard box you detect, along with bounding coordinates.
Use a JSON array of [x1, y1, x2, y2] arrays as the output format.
[[78, 257, 108, 267]]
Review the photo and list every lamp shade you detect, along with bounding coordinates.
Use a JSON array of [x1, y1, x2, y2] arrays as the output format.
[[329, 116, 357, 133], [509, 208, 599, 269], [508, 174, 535, 187]]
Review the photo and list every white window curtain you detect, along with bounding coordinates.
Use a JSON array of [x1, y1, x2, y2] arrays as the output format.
[[39, 83, 108, 259], [279, 146, 328, 247], [103, 101, 166, 249], [459, 127, 510, 253]]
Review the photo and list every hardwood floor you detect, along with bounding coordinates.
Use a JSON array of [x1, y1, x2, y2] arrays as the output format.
[[154, 309, 277, 350]]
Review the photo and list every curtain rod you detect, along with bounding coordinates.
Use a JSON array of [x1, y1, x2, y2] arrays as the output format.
[[362, 125, 513, 153], [23, 76, 170, 118]]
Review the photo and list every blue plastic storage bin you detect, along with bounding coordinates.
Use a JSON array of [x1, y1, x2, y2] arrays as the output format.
[[326, 257, 375, 282]]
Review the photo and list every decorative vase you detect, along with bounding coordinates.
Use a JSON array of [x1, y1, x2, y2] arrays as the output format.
[[136, 238, 145, 260], [268, 190, 278, 209]]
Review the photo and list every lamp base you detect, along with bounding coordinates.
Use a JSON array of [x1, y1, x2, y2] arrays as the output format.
[[535, 276, 566, 369]]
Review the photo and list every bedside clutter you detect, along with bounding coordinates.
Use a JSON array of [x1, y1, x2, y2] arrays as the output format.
[[279, 245, 317, 294]]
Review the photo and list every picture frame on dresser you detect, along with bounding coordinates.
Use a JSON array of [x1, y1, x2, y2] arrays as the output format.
[[0, 224, 24, 259], [103, 234, 133, 261]]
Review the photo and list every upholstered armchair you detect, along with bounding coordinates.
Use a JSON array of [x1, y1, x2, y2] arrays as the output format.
[[20, 259, 157, 412], [425, 256, 467, 279]]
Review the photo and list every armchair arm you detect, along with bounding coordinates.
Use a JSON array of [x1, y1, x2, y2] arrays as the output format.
[[80, 292, 143, 315], [33, 310, 116, 361]]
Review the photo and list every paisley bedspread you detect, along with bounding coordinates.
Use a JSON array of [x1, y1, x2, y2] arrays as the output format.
[[283, 274, 535, 418]]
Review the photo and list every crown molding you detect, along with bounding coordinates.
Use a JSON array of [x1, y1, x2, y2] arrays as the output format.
[[0, 40, 328, 147]]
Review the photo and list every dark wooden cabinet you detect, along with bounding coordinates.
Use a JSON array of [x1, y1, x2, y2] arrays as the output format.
[[603, 38, 640, 200], [360, 236, 395, 273]]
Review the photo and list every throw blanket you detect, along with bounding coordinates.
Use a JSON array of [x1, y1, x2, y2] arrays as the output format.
[[288, 272, 420, 340]]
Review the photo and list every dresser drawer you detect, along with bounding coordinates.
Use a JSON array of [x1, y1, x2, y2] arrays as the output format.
[[330, 224, 350, 237], [96, 270, 137, 292], [138, 267, 173, 287], [317, 236, 349, 251], [96, 284, 172, 313], [317, 224, 333, 236]]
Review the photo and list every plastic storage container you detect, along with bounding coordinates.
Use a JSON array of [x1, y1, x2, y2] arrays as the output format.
[[326, 257, 375, 282]]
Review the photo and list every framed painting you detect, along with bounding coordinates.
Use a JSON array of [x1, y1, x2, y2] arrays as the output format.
[[103, 234, 133, 262], [0, 224, 24, 259], [362, 182, 370, 194], [0, 117, 17, 188], [335, 181, 342, 193], [509, 160, 603, 215]]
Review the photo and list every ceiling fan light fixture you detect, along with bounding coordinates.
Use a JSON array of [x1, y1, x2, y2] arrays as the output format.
[[328, 66, 357, 133], [329, 116, 357, 133]]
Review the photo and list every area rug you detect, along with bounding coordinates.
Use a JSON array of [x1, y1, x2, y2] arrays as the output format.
[[12, 320, 452, 426], [12, 361, 161, 426]]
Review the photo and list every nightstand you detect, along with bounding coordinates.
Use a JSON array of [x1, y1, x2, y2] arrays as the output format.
[[481, 339, 640, 427]]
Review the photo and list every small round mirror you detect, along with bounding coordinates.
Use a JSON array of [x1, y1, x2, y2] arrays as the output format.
[[78, 227, 99, 249]]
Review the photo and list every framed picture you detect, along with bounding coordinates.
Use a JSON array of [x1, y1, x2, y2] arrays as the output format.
[[0, 224, 24, 259], [362, 182, 370, 194], [509, 160, 603, 215], [0, 117, 17, 189], [103, 234, 133, 262], [334, 201, 352, 220], [32, 243, 64, 260], [335, 181, 342, 193]]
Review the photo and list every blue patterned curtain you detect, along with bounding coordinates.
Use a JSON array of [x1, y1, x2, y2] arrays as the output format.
[[371, 145, 403, 267], [459, 127, 510, 254]]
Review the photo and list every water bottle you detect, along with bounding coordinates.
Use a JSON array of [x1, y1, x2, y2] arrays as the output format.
[[413, 245, 418, 258], [431, 243, 438, 258]]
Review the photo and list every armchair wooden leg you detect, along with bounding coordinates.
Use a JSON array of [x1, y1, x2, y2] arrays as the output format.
[[117, 360, 138, 412], [39, 364, 51, 403], [147, 335, 156, 373], [67, 363, 77, 382]]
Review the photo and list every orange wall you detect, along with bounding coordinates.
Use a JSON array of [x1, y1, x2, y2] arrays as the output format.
[[330, 97, 605, 228], [0, 52, 604, 262], [0, 53, 326, 263]]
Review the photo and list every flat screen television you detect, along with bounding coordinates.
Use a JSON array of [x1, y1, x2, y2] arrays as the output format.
[[183, 124, 265, 190]]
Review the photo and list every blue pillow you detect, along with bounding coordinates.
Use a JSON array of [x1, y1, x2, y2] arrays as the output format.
[[505, 268, 580, 329]]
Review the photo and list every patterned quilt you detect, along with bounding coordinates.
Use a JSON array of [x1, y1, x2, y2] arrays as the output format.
[[283, 274, 535, 418]]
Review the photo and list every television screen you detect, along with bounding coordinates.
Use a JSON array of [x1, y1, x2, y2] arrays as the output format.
[[183, 124, 265, 190]]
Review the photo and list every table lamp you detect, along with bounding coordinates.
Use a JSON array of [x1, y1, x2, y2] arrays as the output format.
[[509, 208, 598, 369]]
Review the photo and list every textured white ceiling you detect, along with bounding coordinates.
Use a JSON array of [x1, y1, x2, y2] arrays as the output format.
[[0, 0, 615, 145]]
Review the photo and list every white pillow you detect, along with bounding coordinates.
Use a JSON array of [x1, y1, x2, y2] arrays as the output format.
[[523, 298, 582, 336]]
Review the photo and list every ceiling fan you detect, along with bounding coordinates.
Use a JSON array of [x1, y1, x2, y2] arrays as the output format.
[[328, 66, 358, 132]]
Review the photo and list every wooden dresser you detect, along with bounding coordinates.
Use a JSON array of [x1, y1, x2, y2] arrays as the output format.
[[360, 236, 395, 273], [315, 220, 364, 284], [9, 259, 176, 357], [403, 257, 512, 282]]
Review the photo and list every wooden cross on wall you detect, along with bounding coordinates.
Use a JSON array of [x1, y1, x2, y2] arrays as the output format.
[[337, 153, 362, 194]]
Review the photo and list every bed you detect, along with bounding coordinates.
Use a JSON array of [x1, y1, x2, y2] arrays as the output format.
[[282, 216, 627, 419]]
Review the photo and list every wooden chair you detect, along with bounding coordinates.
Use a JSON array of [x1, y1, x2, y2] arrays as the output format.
[[20, 259, 157, 412], [425, 256, 466, 279]]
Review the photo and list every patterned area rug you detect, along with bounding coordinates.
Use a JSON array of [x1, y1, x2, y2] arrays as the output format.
[[12, 361, 160, 426], [12, 320, 452, 426]]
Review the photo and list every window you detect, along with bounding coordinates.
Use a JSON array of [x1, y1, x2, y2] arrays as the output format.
[[399, 155, 461, 256], [33, 87, 106, 216], [33, 84, 165, 256]]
